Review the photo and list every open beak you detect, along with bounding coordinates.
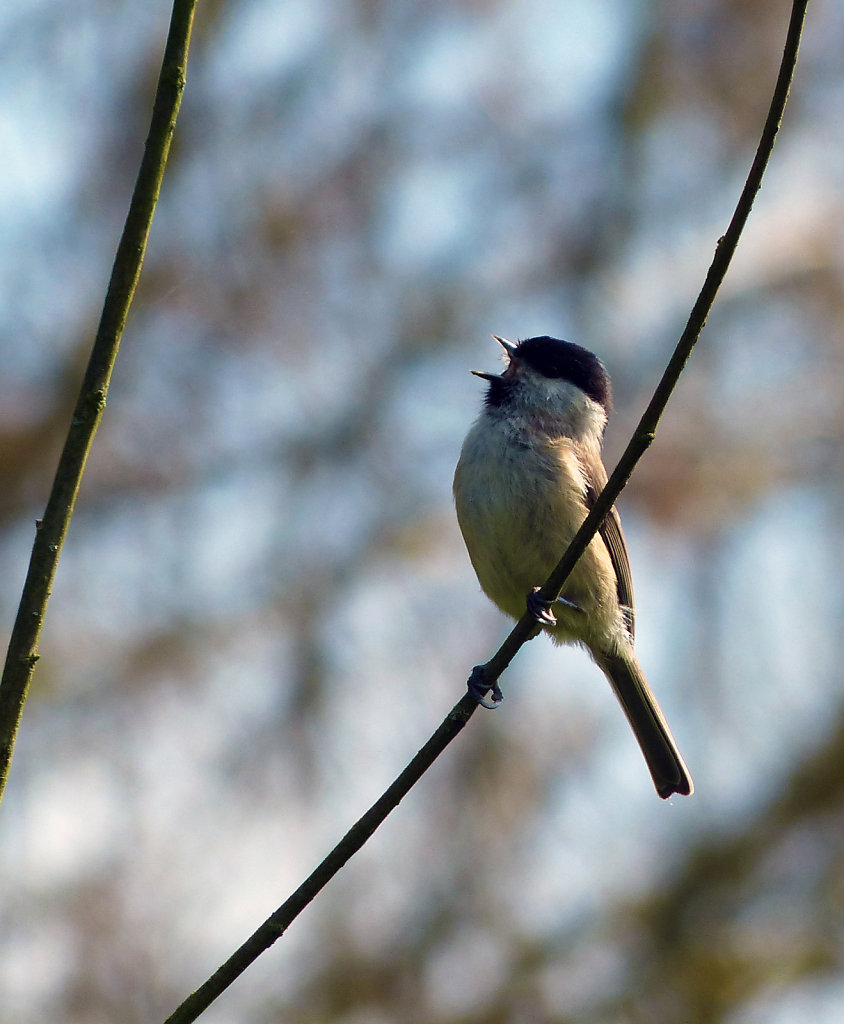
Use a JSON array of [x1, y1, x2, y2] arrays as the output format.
[[470, 334, 516, 380]]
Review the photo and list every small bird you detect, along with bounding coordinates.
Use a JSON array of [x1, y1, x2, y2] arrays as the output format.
[[453, 335, 693, 799]]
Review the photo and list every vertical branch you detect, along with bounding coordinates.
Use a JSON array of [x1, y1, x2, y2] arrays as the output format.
[[0, 0, 198, 805]]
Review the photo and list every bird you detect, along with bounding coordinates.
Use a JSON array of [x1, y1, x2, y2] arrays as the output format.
[[453, 335, 693, 798]]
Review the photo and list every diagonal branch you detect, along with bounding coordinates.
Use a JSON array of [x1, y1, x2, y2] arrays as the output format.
[[160, 2, 809, 1020], [0, 0, 198, 806]]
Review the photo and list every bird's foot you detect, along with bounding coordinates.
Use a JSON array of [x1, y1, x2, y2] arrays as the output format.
[[527, 587, 557, 626], [467, 665, 503, 709], [527, 587, 582, 627]]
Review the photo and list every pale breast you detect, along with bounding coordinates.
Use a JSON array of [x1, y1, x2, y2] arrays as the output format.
[[454, 424, 624, 647]]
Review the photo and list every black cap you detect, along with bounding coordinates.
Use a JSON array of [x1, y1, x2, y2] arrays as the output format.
[[513, 336, 612, 410]]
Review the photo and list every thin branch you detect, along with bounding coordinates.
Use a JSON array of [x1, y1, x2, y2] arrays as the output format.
[[0, 0, 198, 806], [160, 2, 809, 1020]]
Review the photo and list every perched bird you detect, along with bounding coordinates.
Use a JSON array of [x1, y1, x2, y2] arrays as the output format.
[[453, 335, 692, 798]]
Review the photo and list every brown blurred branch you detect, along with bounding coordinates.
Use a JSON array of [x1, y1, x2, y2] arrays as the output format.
[[0, 0, 197, 805], [161, 2, 808, 1021]]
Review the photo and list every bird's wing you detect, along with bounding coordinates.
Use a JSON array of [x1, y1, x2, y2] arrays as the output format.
[[584, 474, 636, 640]]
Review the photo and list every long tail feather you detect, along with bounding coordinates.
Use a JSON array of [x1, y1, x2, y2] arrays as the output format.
[[595, 650, 693, 799]]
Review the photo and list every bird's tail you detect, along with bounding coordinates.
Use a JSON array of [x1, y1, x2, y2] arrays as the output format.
[[595, 650, 693, 799]]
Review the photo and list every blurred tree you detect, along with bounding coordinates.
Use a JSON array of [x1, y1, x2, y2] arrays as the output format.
[[1, 1, 842, 1023]]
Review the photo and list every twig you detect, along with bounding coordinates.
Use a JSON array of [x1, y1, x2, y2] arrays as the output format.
[[160, 2, 809, 1020], [0, 0, 198, 805]]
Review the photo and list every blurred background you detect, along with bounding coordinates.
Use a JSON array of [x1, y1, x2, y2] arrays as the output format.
[[2, 0, 843, 1021]]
